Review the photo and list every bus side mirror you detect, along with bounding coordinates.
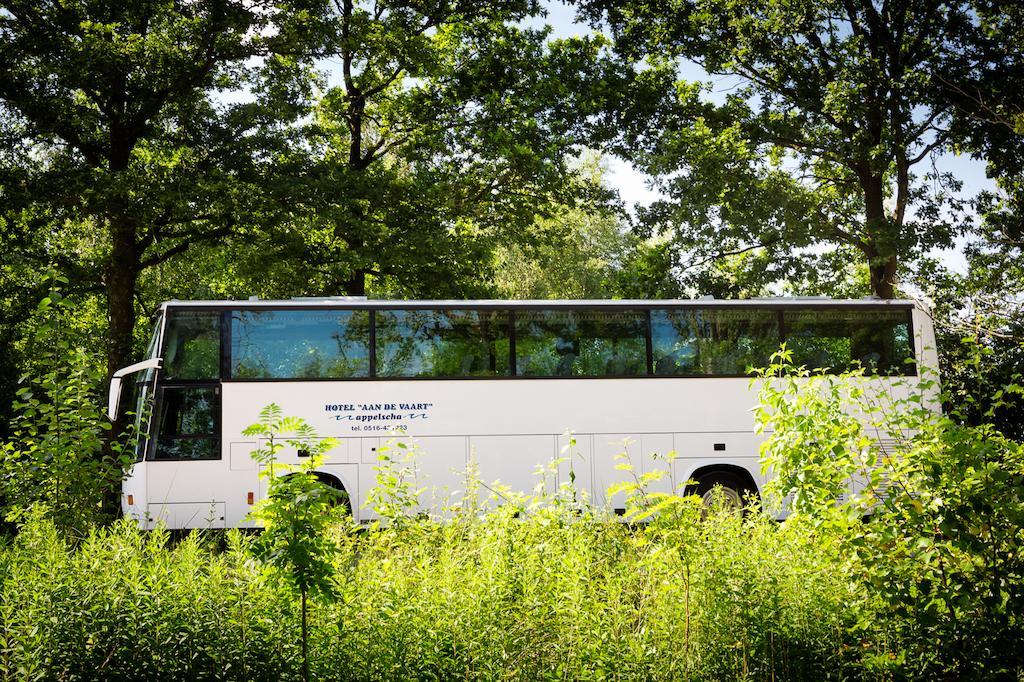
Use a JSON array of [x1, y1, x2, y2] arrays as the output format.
[[108, 376, 122, 422], [108, 358, 163, 421]]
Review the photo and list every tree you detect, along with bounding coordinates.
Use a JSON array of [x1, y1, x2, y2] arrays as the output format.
[[943, 0, 1024, 257], [0, 0, 328, 387], [579, 0, 1001, 298], [243, 403, 345, 682], [490, 154, 639, 299], [938, 0, 1024, 334], [247, 1, 623, 298], [492, 202, 631, 299]]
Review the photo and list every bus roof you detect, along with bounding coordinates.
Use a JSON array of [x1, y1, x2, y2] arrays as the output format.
[[159, 297, 919, 310]]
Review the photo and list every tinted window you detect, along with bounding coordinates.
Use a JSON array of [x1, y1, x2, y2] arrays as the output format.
[[152, 386, 219, 460], [784, 309, 914, 374], [231, 310, 371, 379], [375, 309, 511, 377], [652, 308, 778, 375], [515, 309, 647, 377], [163, 311, 220, 379]]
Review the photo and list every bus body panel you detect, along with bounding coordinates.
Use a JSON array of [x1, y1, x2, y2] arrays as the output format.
[[122, 461, 147, 524], [141, 375, 924, 526]]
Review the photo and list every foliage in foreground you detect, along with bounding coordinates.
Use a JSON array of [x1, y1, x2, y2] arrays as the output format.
[[0, 503, 848, 682], [1, 356, 1022, 680], [756, 350, 1024, 679], [0, 282, 134, 537], [243, 404, 346, 682]]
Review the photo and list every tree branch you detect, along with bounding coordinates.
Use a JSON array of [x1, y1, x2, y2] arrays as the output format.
[[680, 239, 779, 272], [139, 222, 235, 269]]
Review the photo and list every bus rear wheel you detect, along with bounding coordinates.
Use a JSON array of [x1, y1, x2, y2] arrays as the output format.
[[691, 470, 757, 512]]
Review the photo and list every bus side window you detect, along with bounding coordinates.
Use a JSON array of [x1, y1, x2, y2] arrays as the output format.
[[784, 310, 916, 375], [163, 311, 220, 380], [651, 309, 777, 376], [151, 386, 220, 460], [231, 309, 371, 379], [375, 309, 511, 378], [650, 310, 698, 375], [515, 310, 646, 377]]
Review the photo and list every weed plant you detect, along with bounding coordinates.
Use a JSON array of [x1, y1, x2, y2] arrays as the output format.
[[0, 491, 852, 680], [3, 355, 1022, 680]]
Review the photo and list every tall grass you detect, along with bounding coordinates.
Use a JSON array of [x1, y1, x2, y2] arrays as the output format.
[[0, 500, 855, 681], [5, 362, 1022, 680]]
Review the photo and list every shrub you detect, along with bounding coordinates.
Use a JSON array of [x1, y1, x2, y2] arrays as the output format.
[[0, 488, 853, 680], [243, 404, 347, 682], [0, 509, 295, 680], [755, 348, 1024, 678], [3, 381, 1021, 680], [0, 284, 133, 537]]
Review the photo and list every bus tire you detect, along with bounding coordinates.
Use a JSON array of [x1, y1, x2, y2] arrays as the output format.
[[313, 473, 352, 515], [689, 469, 758, 512]]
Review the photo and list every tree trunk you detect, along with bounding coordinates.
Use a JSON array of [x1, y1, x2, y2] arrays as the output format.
[[339, 0, 367, 301], [868, 253, 897, 299], [106, 217, 140, 382], [861, 173, 899, 299], [104, 215, 140, 515], [341, 233, 366, 295], [345, 269, 366, 296]]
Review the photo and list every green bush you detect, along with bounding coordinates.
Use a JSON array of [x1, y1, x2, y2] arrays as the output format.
[[0, 284, 134, 537], [2, 377, 1021, 680], [243, 404, 347, 682], [755, 348, 1024, 678], [0, 509, 294, 681]]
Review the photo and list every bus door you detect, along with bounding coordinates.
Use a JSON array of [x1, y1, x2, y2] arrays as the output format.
[[145, 309, 224, 528]]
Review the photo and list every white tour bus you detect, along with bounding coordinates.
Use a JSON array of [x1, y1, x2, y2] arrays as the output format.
[[108, 297, 937, 529]]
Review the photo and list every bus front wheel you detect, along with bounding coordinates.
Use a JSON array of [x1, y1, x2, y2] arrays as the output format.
[[312, 473, 352, 516]]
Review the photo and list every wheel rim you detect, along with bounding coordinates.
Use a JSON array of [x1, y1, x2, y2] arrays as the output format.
[[700, 485, 743, 510]]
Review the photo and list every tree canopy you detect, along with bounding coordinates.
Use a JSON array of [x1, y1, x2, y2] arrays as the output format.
[[242, 1, 624, 298], [0, 0, 1021, 438], [581, 0, 1020, 298], [0, 0, 330, 382]]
